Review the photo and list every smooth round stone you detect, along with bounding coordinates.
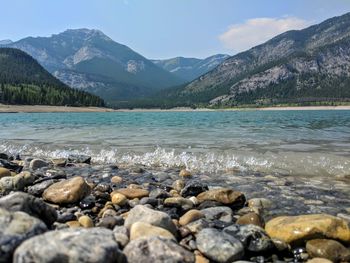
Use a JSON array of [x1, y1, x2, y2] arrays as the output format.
[[197, 228, 244, 263], [111, 192, 127, 206], [110, 176, 123, 184], [164, 197, 193, 210], [0, 167, 11, 178], [169, 189, 181, 197], [236, 212, 264, 227], [306, 239, 350, 262], [97, 216, 123, 229], [27, 179, 57, 196], [113, 188, 149, 199], [43, 176, 91, 205], [78, 215, 94, 228], [179, 210, 205, 226], [265, 214, 350, 244], [179, 169, 192, 177], [130, 222, 176, 241], [197, 188, 245, 206], [29, 159, 50, 170], [149, 188, 170, 199], [0, 172, 35, 193], [0, 208, 47, 262], [189, 196, 199, 205], [124, 205, 177, 235], [79, 195, 96, 209], [195, 254, 210, 263], [124, 236, 195, 263], [113, 225, 129, 248], [13, 228, 124, 263]]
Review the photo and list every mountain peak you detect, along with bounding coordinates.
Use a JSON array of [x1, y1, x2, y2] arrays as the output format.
[[58, 28, 113, 42], [0, 39, 13, 45]]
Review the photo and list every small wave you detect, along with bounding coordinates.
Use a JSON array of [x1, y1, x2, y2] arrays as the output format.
[[0, 141, 349, 178]]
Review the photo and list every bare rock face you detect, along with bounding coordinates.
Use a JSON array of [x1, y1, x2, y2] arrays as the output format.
[[265, 214, 350, 244], [0, 208, 47, 263], [123, 236, 195, 263], [43, 176, 90, 204], [13, 228, 125, 263]]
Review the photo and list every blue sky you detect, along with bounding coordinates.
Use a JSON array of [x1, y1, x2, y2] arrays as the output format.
[[1, 0, 350, 59]]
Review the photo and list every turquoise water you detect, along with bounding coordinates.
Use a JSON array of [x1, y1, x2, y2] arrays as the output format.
[[1, 110, 350, 177]]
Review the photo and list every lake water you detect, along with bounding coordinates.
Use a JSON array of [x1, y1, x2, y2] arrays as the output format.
[[1, 110, 350, 215], [0, 110, 349, 178]]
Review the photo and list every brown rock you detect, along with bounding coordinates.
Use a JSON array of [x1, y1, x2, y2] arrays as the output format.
[[179, 210, 205, 226], [130, 222, 176, 241], [43, 176, 90, 204], [197, 188, 245, 205], [306, 239, 350, 262], [164, 197, 193, 210], [51, 158, 67, 167], [306, 258, 333, 263], [110, 192, 127, 206], [265, 214, 350, 244], [113, 188, 149, 199], [236, 212, 264, 227], [0, 168, 11, 178], [110, 176, 123, 184], [179, 169, 192, 177], [78, 215, 94, 228]]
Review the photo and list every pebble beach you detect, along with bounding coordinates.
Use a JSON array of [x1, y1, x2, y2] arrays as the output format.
[[0, 153, 349, 263]]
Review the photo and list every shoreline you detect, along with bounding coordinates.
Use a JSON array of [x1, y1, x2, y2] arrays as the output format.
[[0, 104, 350, 113]]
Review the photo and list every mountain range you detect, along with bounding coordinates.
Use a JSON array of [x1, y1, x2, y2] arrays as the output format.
[[1, 29, 228, 104], [160, 12, 350, 107], [0, 48, 104, 106], [151, 54, 229, 82]]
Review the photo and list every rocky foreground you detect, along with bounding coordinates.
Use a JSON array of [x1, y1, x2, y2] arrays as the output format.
[[0, 154, 349, 263]]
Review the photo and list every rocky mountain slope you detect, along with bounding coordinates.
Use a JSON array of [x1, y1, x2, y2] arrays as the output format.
[[152, 54, 229, 82], [0, 48, 105, 106], [164, 12, 350, 106], [2, 29, 183, 102]]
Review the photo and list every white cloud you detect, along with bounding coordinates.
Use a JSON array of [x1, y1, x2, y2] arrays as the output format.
[[219, 17, 310, 53]]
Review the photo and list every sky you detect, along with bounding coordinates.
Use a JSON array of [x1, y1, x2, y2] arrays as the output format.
[[1, 0, 350, 59]]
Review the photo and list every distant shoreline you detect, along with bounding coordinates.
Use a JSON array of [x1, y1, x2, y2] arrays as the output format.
[[0, 104, 350, 113]]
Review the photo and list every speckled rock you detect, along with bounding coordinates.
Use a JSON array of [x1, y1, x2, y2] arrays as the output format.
[[43, 176, 91, 204], [124, 236, 195, 263], [13, 228, 124, 263], [197, 188, 245, 206], [0, 208, 47, 263], [306, 239, 350, 262], [265, 214, 350, 244], [196, 228, 244, 263], [179, 169, 192, 177], [0, 192, 57, 226], [130, 222, 176, 241]]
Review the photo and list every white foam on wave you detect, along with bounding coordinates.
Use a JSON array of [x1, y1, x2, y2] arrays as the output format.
[[0, 142, 349, 177]]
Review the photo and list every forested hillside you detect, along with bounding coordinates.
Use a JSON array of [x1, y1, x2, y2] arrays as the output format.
[[0, 48, 105, 106]]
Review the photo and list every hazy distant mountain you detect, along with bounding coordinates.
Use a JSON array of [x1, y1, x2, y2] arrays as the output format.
[[160, 12, 350, 107], [0, 48, 104, 106], [5, 29, 183, 102], [152, 54, 229, 82], [0, 40, 13, 45]]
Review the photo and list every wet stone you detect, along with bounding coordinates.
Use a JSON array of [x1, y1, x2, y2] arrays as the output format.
[[201, 206, 233, 223], [181, 181, 208, 197]]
